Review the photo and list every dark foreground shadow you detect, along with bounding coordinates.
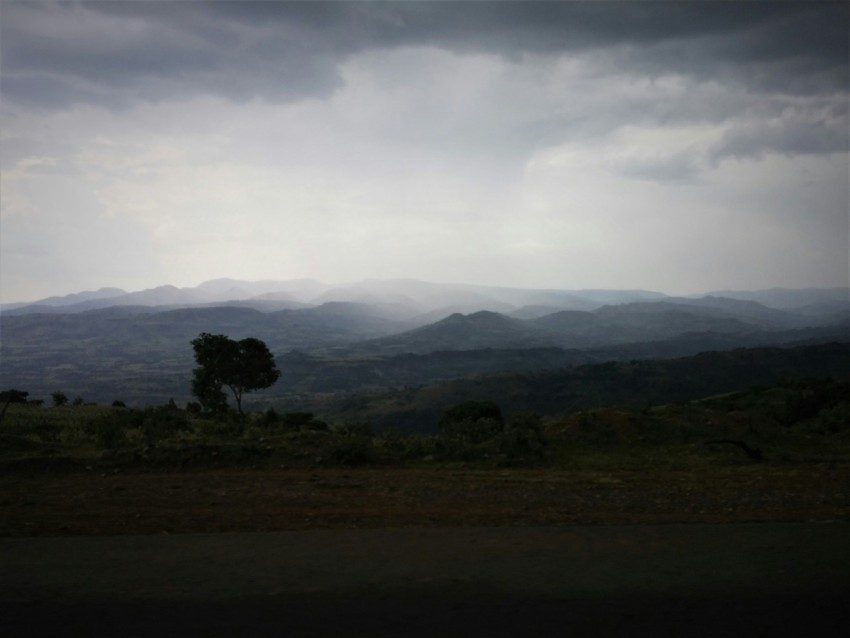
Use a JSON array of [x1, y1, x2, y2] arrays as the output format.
[[4, 590, 848, 637], [4, 523, 849, 637]]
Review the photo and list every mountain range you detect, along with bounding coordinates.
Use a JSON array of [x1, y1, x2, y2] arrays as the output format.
[[3, 277, 848, 321], [1, 278, 847, 407]]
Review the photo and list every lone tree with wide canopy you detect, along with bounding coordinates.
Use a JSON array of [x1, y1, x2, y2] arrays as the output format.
[[190, 333, 280, 415]]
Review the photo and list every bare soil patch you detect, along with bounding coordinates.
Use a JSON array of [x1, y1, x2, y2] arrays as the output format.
[[2, 464, 847, 536], [3, 465, 849, 636]]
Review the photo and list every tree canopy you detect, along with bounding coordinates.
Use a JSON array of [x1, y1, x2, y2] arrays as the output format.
[[190, 333, 280, 415], [438, 400, 504, 444]]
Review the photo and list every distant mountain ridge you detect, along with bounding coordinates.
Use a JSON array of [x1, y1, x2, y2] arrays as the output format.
[[348, 296, 847, 356], [4, 278, 848, 322], [1, 278, 847, 406], [0, 287, 127, 312], [700, 287, 850, 311]]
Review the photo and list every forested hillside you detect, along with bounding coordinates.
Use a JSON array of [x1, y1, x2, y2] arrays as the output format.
[[2, 281, 846, 408]]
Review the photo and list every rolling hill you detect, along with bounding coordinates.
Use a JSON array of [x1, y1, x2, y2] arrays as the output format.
[[1, 279, 847, 407]]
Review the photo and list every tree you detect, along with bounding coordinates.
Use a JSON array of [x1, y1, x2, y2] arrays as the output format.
[[190, 333, 281, 415], [0, 389, 29, 426], [0, 389, 29, 404], [51, 391, 68, 407], [438, 400, 504, 444]]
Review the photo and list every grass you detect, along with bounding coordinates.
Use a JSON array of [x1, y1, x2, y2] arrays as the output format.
[[2, 378, 849, 474], [2, 386, 849, 537]]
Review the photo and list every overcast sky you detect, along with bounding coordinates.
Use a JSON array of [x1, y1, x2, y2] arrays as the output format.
[[1, 1, 848, 303]]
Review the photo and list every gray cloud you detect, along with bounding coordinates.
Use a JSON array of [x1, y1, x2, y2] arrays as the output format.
[[710, 101, 849, 162], [1, 2, 847, 303], [608, 151, 703, 184], [2, 1, 846, 109], [3, 1, 845, 168]]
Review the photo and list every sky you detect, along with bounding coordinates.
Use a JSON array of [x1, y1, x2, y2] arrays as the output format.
[[1, 1, 848, 304]]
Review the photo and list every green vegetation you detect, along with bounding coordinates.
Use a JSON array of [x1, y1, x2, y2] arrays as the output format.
[[330, 342, 850, 433], [1, 374, 848, 473], [2, 339, 848, 472], [2, 292, 846, 407], [51, 392, 69, 407], [190, 333, 281, 415]]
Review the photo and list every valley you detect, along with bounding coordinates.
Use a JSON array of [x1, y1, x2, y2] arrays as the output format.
[[1, 279, 847, 419]]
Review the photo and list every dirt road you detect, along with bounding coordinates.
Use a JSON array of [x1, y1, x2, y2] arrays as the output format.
[[3, 522, 849, 637]]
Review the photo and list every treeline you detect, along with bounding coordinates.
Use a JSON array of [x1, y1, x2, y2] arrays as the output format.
[[328, 341, 850, 433], [2, 375, 848, 473]]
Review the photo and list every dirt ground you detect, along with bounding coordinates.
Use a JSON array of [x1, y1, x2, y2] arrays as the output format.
[[2, 466, 849, 636], [2, 465, 848, 536]]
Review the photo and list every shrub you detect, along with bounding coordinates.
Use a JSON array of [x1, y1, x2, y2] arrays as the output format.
[[86, 403, 191, 448], [438, 401, 504, 446], [818, 401, 850, 434], [441, 417, 504, 445], [333, 421, 374, 437], [262, 407, 281, 425], [329, 437, 375, 466], [140, 405, 190, 444], [280, 412, 320, 429], [96, 418, 126, 450], [496, 413, 548, 465], [439, 401, 503, 429], [51, 391, 69, 407], [0, 389, 29, 404]]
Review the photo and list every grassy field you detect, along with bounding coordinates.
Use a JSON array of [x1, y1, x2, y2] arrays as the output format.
[[3, 376, 848, 470], [1, 378, 848, 536]]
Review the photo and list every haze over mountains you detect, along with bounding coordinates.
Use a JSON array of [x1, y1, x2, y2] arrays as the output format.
[[1, 278, 847, 408], [3, 278, 848, 321]]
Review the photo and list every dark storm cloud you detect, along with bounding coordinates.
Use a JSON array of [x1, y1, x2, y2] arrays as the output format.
[[710, 102, 850, 163], [0, 1, 347, 107], [2, 1, 846, 109]]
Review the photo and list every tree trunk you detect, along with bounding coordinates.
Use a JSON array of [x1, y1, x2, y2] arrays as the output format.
[[231, 386, 244, 416]]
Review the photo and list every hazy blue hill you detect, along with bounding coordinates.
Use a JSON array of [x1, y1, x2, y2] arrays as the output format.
[[570, 289, 668, 304], [3, 279, 847, 408], [333, 341, 850, 433], [106, 284, 211, 307], [77, 305, 161, 317], [591, 302, 754, 341], [459, 287, 602, 311], [296, 301, 419, 324], [509, 305, 567, 320], [4, 287, 127, 310], [193, 299, 311, 312], [184, 277, 330, 304], [141, 306, 272, 336], [665, 296, 803, 327], [703, 287, 850, 312], [369, 301, 768, 357], [307, 288, 420, 312], [531, 310, 600, 331], [411, 301, 523, 325], [0, 288, 128, 315], [8, 285, 208, 314], [194, 277, 304, 297], [0, 303, 409, 404], [3, 280, 324, 315], [275, 347, 593, 393], [321, 279, 517, 310], [8, 279, 844, 321], [358, 310, 555, 355], [326, 296, 846, 357], [521, 310, 603, 348]]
